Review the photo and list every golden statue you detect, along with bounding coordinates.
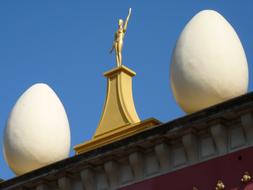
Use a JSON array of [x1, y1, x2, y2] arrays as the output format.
[[110, 8, 132, 67]]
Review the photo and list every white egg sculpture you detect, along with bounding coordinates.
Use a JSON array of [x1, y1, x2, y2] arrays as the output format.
[[4, 83, 71, 175], [170, 10, 249, 114]]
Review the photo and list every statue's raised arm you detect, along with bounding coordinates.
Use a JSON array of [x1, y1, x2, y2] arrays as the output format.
[[123, 8, 132, 32]]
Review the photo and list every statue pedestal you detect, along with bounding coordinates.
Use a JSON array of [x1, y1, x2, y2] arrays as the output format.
[[74, 66, 160, 154]]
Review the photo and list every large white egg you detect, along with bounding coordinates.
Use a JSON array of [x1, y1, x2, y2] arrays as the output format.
[[4, 83, 71, 175], [170, 10, 249, 114]]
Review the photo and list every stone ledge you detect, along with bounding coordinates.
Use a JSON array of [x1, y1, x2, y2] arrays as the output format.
[[1, 92, 253, 190]]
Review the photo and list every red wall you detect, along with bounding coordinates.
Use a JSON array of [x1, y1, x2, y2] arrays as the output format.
[[120, 147, 253, 190]]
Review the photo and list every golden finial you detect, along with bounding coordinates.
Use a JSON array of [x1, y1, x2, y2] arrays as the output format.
[[215, 180, 225, 190], [110, 8, 132, 67], [241, 172, 251, 183]]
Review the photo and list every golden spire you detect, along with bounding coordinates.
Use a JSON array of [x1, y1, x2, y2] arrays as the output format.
[[74, 65, 160, 154], [94, 66, 140, 138], [74, 9, 160, 155]]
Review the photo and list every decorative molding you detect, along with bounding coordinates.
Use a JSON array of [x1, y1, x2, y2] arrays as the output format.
[[215, 180, 225, 190], [1, 93, 253, 190], [241, 171, 251, 183]]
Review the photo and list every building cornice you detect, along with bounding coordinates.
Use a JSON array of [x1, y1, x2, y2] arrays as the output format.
[[1, 92, 253, 189]]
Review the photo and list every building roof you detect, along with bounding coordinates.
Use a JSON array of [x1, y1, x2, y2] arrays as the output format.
[[1, 92, 253, 189]]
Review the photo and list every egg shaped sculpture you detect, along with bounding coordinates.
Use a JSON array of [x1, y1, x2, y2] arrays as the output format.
[[4, 83, 71, 175], [170, 10, 249, 114]]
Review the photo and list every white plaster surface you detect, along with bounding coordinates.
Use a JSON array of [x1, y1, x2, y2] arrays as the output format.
[[3, 83, 71, 175], [170, 10, 249, 113]]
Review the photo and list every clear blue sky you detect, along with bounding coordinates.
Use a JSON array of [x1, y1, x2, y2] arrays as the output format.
[[0, 1, 252, 179]]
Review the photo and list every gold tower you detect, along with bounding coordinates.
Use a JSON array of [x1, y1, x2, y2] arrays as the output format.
[[74, 65, 160, 154], [74, 9, 160, 154]]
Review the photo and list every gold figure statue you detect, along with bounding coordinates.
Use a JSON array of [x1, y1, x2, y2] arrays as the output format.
[[110, 8, 132, 67]]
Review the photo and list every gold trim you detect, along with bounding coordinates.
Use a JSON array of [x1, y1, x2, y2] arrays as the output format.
[[74, 118, 161, 154], [241, 172, 251, 183], [215, 180, 225, 190]]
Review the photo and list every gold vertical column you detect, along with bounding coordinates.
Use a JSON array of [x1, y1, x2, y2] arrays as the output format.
[[74, 66, 160, 154], [94, 65, 140, 139]]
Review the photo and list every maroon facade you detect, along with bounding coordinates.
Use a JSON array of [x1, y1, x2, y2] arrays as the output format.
[[121, 147, 253, 190]]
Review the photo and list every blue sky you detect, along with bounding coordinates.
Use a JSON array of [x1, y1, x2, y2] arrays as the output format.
[[0, 1, 252, 179]]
